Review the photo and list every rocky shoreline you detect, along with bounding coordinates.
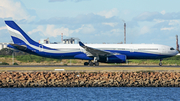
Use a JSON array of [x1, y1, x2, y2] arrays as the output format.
[[0, 71, 180, 87]]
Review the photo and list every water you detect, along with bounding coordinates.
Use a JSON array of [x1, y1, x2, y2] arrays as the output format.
[[0, 87, 180, 101]]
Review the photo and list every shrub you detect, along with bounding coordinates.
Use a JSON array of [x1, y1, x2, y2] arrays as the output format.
[[13, 62, 18, 65], [0, 62, 9, 65], [15, 54, 62, 63], [68, 59, 77, 64]]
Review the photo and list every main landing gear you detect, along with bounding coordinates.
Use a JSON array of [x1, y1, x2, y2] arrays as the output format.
[[84, 57, 99, 66], [84, 61, 99, 66], [159, 59, 163, 66]]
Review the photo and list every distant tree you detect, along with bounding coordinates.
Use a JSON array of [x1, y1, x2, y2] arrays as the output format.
[[0, 48, 13, 55], [0, 48, 27, 56]]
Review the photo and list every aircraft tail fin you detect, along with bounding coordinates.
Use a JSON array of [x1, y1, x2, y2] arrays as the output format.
[[5, 21, 38, 45]]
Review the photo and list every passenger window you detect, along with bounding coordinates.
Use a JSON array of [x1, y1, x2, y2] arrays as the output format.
[[170, 48, 175, 50]]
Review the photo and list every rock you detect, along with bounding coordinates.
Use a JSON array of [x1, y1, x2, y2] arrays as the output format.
[[0, 71, 180, 87], [80, 81, 84, 85]]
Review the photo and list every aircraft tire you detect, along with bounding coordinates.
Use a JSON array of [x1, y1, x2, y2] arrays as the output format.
[[159, 63, 162, 66], [84, 62, 89, 66], [94, 62, 99, 66], [89, 62, 93, 66]]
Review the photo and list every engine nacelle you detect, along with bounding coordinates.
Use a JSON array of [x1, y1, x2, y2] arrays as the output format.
[[106, 55, 126, 63]]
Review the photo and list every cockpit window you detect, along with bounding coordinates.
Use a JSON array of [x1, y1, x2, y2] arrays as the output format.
[[170, 48, 175, 50]]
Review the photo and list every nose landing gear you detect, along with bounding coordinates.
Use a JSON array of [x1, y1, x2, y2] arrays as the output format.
[[159, 59, 163, 66]]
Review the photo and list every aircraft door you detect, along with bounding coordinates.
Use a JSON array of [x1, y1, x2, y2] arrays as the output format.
[[130, 46, 135, 52], [161, 47, 168, 54]]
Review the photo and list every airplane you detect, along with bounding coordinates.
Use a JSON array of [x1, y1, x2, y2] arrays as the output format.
[[5, 20, 179, 66]]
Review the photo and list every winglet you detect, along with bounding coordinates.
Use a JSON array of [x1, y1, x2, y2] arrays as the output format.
[[79, 41, 85, 47]]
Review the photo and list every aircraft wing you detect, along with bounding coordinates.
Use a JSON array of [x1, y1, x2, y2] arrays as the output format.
[[79, 41, 113, 57]]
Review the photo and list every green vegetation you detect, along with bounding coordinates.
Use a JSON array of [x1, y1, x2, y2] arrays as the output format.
[[0, 48, 27, 56], [0, 54, 61, 63], [0, 48, 49, 63], [68, 59, 77, 64], [13, 62, 18, 65], [0, 62, 9, 65], [128, 59, 159, 64], [0, 48, 13, 55], [128, 56, 180, 65], [15, 55, 61, 63], [63, 64, 68, 66]]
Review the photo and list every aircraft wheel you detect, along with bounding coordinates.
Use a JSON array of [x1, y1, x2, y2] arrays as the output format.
[[84, 62, 89, 66], [159, 62, 162, 66], [159, 59, 162, 66], [94, 62, 99, 66], [89, 62, 93, 66]]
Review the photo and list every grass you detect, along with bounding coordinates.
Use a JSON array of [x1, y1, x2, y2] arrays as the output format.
[[128, 59, 159, 65], [0, 54, 62, 63], [67, 59, 78, 64], [0, 54, 180, 66], [15, 55, 62, 63], [125, 56, 180, 65]]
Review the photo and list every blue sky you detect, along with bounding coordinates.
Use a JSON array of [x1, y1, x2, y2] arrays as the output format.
[[0, 0, 180, 48]]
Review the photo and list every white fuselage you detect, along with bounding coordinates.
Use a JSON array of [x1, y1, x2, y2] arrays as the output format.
[[42, 43, 178, 58]]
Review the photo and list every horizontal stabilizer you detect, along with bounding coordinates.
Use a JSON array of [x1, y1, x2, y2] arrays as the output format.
[[9, 44, 27, 51]]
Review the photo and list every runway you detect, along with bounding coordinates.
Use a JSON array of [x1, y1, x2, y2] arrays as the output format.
[[0, 65, 180, 71], [0, 65, 180, 67]]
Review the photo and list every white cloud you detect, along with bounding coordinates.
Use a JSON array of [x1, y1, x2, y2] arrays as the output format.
[[110, 29, 120, 35], [135, 11, 180, 22], [153, 19, 165, 23], [168, 20, 180, 25], [140, 26, 150, 34], [160, 10, 166, 15], [79, 24, 95, 34], [0, 0, 35, 20], [0, 26, 6, 30], [161, 27, 174, 31], [28, 25, 72, 37], [97, 28, 122, 37], [28, 24, 95, 37], [96, 8, 118, 18], [102, 22, 118, 27], [135, 12, 158, 21]]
